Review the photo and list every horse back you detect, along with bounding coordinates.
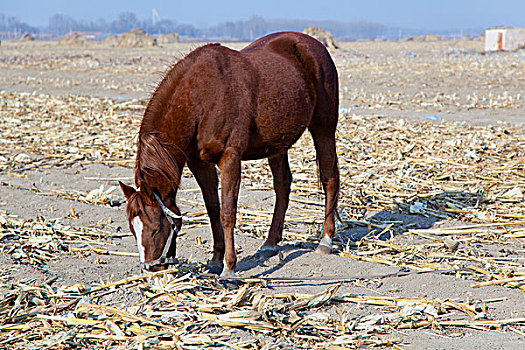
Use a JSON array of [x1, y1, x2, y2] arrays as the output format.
[[242, 31, 338, 103], [239, 32, 339, 158], [144, 32, 338, 164]]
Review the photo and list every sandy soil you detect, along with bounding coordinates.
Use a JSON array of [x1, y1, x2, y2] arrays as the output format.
[[0, 38, 524, 349]]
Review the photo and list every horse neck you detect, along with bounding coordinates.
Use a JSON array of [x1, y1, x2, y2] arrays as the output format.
[[136, 51, 198, 196]]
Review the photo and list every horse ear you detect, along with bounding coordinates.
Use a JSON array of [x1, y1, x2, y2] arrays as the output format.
[[119, 181, 136, 200]]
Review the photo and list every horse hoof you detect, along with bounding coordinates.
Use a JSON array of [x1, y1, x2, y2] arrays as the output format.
[[205, 263, 224, 275], [219, 267, 237, 279], [315, 236, 333, 254], [256, 246, 279, 260], [218, 278, 243, 289], [315, 244, 332, 254]]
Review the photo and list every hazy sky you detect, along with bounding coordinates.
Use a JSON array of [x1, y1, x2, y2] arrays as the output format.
[[2, 0, 524, 30]]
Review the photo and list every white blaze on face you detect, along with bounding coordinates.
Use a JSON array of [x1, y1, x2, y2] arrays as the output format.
[[132, 216, 145, 263]]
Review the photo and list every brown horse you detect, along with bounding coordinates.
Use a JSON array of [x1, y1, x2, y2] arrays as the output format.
[[119, 31, 339, 277]]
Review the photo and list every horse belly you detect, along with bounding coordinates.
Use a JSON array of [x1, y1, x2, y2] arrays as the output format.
[[243, 85, 313, 160]]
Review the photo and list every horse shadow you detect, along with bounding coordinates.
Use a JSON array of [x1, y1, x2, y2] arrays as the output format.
[[235, 190, 484, 276], [337, 210, 441, 243], [332, 189, 485, 248], [235, 210, 442, 277], [235, 242, 311, 277]]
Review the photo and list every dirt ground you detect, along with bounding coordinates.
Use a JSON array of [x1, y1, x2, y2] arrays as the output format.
[[0, 38, 524, 349]]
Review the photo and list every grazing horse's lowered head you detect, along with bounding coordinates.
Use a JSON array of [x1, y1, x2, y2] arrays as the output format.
[[119, 132, 184, 272], [121, 31, 340, 277], [120, 182, 182, 271]]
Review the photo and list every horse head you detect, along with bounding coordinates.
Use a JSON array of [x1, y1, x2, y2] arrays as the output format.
[[119, 182, 182, 272]]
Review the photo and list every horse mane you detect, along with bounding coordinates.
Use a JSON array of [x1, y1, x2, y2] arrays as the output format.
[[135, 132, 181, 195], [140, 43, 220, 134]]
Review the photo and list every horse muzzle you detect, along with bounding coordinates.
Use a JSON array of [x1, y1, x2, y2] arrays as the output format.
[[141, 257, 179, 271], [140, 193, 183, 272], [141, 223, 179, 272]]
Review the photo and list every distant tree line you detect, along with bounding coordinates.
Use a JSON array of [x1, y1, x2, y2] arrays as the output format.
[[0, 12, 482, 40], [46, 12, 201, 37], [0, 12, 200, 38], [0, 12, 387, 40], [206, 16, 388, 41], [0, 13, 39, 34]]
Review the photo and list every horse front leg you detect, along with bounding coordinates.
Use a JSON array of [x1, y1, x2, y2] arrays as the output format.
[[259, 152, 292, 258], [187, 159, 225, 274], [218, 148, 242, 278]]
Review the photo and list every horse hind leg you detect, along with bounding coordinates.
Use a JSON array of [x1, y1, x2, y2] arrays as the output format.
[[309, 127, 339, 254], [258, 152, 292, 258]]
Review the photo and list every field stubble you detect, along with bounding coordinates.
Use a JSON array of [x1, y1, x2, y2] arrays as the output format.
[[0, 39, 524, 349]]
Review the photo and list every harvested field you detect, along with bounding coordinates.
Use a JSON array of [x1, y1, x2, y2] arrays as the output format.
[[0, 38, 524, 349]]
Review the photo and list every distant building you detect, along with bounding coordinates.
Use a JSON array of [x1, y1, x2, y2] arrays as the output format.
[[67, 31, 102, 40], [485, 27, 525, 51]]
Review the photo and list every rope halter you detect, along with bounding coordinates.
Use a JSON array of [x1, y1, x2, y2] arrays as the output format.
[[141, 193, 183, 271]]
